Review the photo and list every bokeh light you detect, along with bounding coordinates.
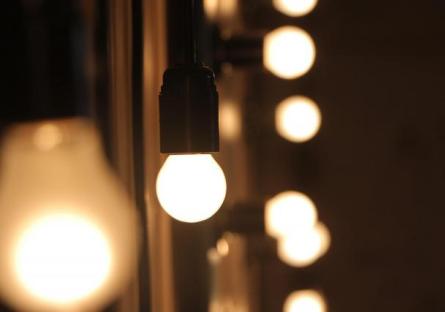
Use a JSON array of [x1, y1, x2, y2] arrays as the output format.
[[0, 118, 138, 311], [15, 214, 111, 304], [156, 154, 227, 223], [219, 101, 242, 141], [284, 290, 327, 312], [273, 0, 318, 17], [216, 238, 230, 256], [277, 222, 330, 267], [33, 123, 63, 151], [275, 96, 321, 143], [204, 0, 238, 20], [263, 26, 316, 79], [265, 191, 318, 238]]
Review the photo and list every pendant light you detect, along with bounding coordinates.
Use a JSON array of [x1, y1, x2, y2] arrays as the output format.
[[156, 0, 227, 223]]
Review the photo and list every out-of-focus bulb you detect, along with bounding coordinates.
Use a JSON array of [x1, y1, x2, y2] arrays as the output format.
[[204, 0, 238, 21], [219, 101, 242, 141], [273, 0, 318, 17], [265, 191, 318, 238], [15, 214, 111, 304], [0, 118, 138, 311], [216, 238, 230, 256], [156, 154, 227, 223], [284, 290, 327, 312], [275, 96, 321, 143], [204, 0, 219, 20], [263, 26, 316, 79], [277, 222, 330, 267]]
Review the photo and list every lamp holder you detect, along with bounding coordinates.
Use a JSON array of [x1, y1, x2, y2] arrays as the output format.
[[159, 64, 219, 153], [159, 0, 220, 153]]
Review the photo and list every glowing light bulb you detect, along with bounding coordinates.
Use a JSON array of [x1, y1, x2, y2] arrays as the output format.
[[156, 154, 227, 223], [216, 237, 230, 256], [263, 26, 316, 79], [277, 222, 331, 267], [265, 191, 318, 238], [0, 118, 138, 311], [15, 214, 111, 304], [275, 96, 321, 143], [204, 0, 219, 20], [219, 100, 242, 141], [273, 0, 318, 17], [204, 0, 238, 20], [284, 290, 327, 312]]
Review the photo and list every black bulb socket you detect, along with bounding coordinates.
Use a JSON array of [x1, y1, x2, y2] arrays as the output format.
[[159, 64, 219, 154]]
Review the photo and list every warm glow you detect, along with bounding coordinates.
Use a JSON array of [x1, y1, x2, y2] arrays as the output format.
[[219, 0, 238, 18], [204, 0, 238, 20], [263, 26, 316, 79], [0, 118, 138, 311], [156, 154, 227, 223], [273, 0, 318, 17], [15, 214, 111, 304], [277, 222, 331, 267], [204, 0, 219, 20], [216, 238, 230, 256], [219, 101, 241, 141], [33, 123, 63, 151], [265, 191, 318, 238], [284, 290, 327, 312], [275, 96, 321, 143]]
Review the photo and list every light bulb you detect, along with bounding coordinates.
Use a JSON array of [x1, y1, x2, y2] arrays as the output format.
[[277, 222, 330, 267], [0, 118, 138, 311], [284, 290, 327, 312], [204, 0, 238, 20], [273, 0, 318, 17], [275, 96, 321, 143], [204, 0, 219, 20], [156, 154, 227, 223], [263, 26, 316, 79], [265, 191, 318, 238], [219, 100, 242, 141]]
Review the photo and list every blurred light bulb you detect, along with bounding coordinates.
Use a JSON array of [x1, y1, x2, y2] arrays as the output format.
[[204, 0, 219, 20], [0, 118, 138, 311], [216, 238, 230, 256], [275, 96, 321, 143], [156, 154, 227, 223], [204, 0, 238, 21], [273, 0, 318, 17], [263, 26, 316, 79], [284, 290, 327, 312], [265, 191, 318, 238], [15, 214, 111, 304], [277, 222, 330, 267], [219, 101, 241, 141]]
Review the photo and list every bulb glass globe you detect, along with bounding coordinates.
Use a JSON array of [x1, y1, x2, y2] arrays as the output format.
[[15, 214, 111, 304], [156, 154, 227, 223], [265, 191, 318, 238], [284, 290, 327, 312], [275, 96, 321, 143], [0, 118, 138, 312], [273, 0, 318, 17], [277, 222, 330, 267], [263, 26, 316, 79]]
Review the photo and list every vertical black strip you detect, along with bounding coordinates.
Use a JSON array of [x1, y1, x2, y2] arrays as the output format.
[[131, 0, 151, 311]]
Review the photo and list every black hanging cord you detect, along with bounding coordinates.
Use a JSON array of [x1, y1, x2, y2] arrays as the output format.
[[185, 0, 198, 64]]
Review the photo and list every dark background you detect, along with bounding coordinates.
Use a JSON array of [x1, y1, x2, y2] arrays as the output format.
[[243, 0, 445, 311], [170, 0, 445, 311]]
